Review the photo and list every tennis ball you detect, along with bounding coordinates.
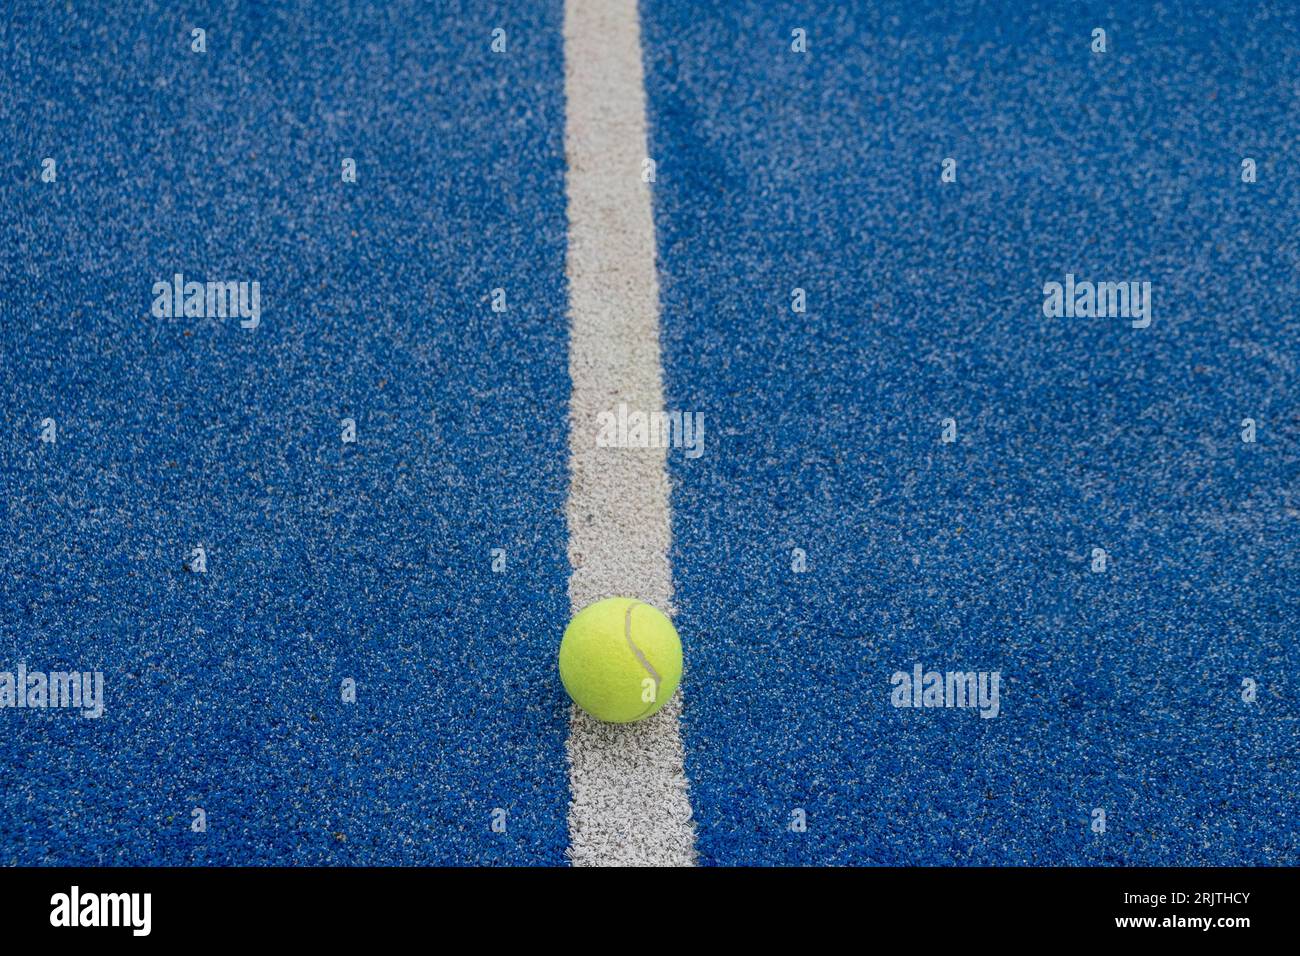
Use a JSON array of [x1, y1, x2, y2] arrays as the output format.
[[559, 597, 683, 723]]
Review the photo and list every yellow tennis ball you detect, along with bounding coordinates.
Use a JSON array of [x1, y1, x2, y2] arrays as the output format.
[[559, 597, 683, 723]]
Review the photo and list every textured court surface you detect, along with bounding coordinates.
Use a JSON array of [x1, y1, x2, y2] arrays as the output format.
[[3, 1, 1299, 865], [2, 0, 574, 864], [645, 0, 1300, 865]]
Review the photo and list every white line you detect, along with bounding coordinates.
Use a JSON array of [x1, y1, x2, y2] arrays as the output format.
[[561, 0, 696, 867]]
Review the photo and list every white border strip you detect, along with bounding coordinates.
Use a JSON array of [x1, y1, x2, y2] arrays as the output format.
[[562, 0, 696, 866]]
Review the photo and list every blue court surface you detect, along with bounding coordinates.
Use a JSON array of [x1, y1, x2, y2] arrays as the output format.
[[2, 1, 1298, 866]]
